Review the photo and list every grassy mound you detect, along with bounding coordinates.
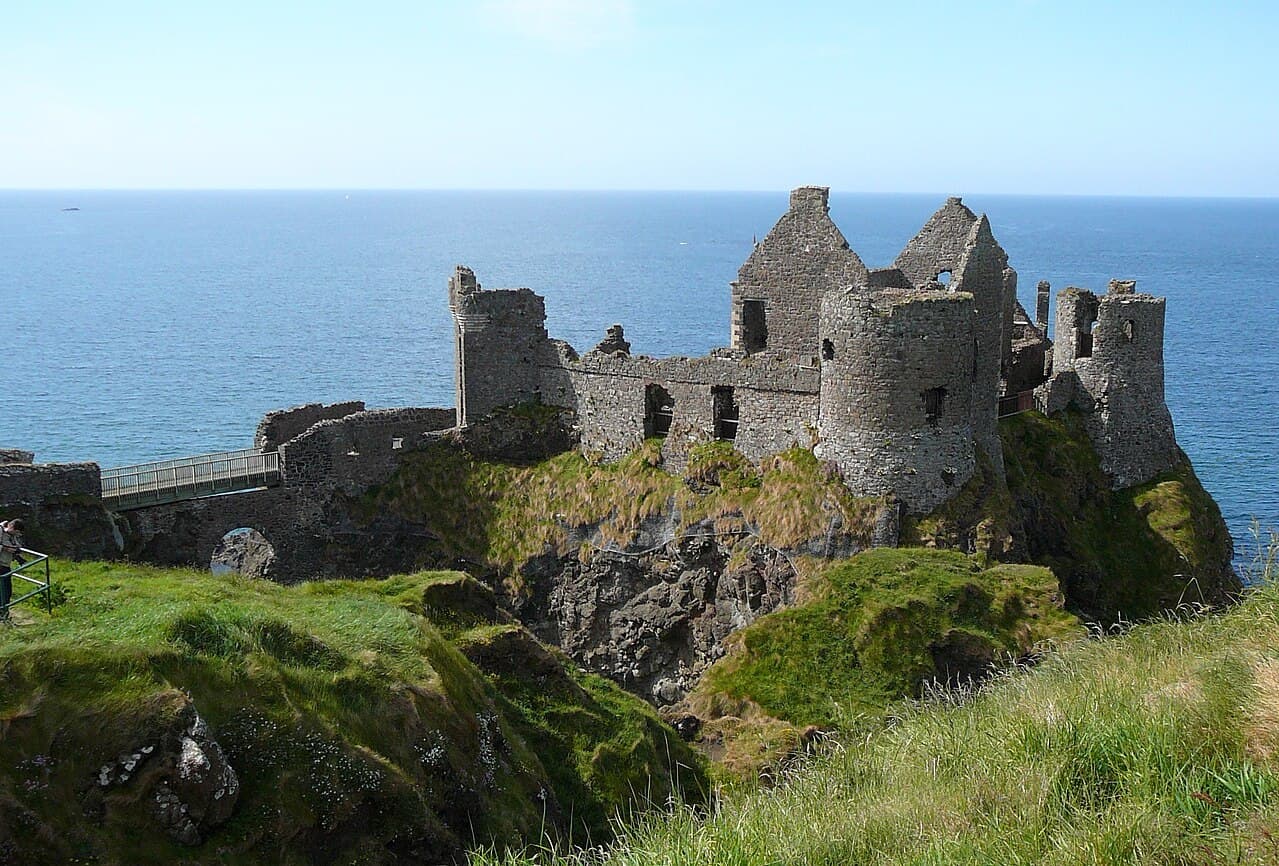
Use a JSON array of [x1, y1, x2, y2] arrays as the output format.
[[678, 548, 1081, 773], [478, 572, 1279, 866], [0, 562, 705, 864], [907, 411, 1239, 621]]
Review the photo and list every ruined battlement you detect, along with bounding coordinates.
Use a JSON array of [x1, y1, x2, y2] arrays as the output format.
[[1039, 281, 1176, 488], [450, 187, 1178, 512]]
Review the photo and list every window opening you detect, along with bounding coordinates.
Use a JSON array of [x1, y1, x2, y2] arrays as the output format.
[[741, 299, 767, 353], [1123, 320, 1135, 342], [935, 269, 952, 287], [712, 386, 739, 441], [923, 387, 946, 426], [644, 384, 674, 439], [821, 339, 835, 361]]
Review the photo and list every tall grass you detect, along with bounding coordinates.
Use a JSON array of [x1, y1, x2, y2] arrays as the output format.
[[475, 534, 1279, 866]]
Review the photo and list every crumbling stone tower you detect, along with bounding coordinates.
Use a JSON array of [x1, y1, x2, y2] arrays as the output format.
[[1039, 279, 1178, 488], [448, 265, 551, 426], [817, 287, 978, 510], [892, 198, 1018, 475]]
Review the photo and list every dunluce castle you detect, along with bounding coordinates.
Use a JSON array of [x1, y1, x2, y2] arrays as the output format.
[[450, 186, 1177, 512], [0, 186, 1181, 583]]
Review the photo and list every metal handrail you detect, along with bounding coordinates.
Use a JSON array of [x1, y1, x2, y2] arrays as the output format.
[[4, 548, 52, 616], [100, 450, 282, 509], [100, 448, 262, 480]]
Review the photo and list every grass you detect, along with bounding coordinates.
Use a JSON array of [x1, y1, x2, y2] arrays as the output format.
[[358, 440, 885, 596], [904, 411, 1238, 622], [678, 548, 1081, 774], [474, 549, 1279, 866], [0, 562, 705, 864]]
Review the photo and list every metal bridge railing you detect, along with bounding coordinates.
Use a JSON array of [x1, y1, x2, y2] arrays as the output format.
[[4, 548, 52, 617], [101, 449, 282, 510]]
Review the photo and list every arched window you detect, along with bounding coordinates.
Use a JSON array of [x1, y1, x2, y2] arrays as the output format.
[[821, 339, 835, 361]]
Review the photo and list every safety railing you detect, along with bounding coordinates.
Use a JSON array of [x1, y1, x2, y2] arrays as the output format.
[[4, 548, 52, 617], [101, 449, 282, 510]]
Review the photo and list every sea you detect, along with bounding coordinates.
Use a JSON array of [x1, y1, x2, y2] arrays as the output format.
[[1, 191, 1275, 564]]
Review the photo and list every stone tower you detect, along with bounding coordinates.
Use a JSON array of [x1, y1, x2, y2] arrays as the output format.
[[1041, 280, 1178, 488], [448, 265, 551, 426], [816, 286, 978, 512], [894, 198, 1015, 474]]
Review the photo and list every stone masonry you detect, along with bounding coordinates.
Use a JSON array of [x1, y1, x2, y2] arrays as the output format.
[[1037, 280, 1178, 488], [450, 187, 1182, 511]]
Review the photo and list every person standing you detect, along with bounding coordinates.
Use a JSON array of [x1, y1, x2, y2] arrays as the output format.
[[0, 519, 26, 621]]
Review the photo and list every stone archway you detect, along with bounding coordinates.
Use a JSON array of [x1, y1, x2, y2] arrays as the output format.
[[210, 528, 276, 579]]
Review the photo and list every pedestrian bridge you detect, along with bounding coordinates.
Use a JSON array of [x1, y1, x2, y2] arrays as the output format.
[[100, 448, 282, 510]]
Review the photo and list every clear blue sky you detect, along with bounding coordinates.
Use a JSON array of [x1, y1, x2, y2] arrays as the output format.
[[5, 1, 1277, 195]]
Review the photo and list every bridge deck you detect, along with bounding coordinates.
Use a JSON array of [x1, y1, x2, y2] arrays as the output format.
[[101, 449, 281, 510]]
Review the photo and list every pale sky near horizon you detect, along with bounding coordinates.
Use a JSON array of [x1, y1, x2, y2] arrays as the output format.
[[4, 1, 1277, 195]]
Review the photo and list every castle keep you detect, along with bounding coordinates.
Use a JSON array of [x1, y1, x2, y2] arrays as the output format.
[[450, 186, 1178, 512]]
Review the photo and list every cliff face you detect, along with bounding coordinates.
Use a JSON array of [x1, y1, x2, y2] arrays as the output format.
[[356, 435, 892, 705], [905, 411, 1240, 622]]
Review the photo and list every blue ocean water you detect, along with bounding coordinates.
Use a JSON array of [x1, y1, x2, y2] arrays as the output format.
[[1, 191, 1275, 558]]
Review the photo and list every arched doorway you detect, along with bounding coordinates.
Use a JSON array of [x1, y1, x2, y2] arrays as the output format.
[[210, 527, 276, 578]]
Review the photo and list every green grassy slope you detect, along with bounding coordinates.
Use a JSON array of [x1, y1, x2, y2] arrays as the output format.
[[479, 572, 1279, 866], [678, 548, 1081, 773], [907, 411, 1239, 621], [0, 563, 705, 865]]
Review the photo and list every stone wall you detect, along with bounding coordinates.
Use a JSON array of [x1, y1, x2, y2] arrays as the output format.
[[730, 186, 868, 359], [449, 265, 550, 426], [0, 462, 120, 559], [1040, 283, 1178, 489], [949, 216, 1012, 473], [254, 401, 365, 452], [279, 407, 456, 490], [1005, 302, 1051, 395], [0, 462, 100, 504], [0, 449, 34, 466], [537, 348, 819, 471], [817, 288, 977, 512]]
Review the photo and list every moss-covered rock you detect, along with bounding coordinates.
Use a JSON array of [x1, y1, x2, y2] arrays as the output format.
[[1000, 411, 1239, 621], [906, 411, 1239, 622], [0, 562, 706, 864], [676, 548, 1081, 774]]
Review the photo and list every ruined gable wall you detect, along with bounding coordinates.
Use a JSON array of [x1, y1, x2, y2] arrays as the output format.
[[254, 401, 366, 452], [950, 217, 1009, 473], [817, 289, 978, 513], [892, 197, 979, 285], [731, 186, 868, 358]]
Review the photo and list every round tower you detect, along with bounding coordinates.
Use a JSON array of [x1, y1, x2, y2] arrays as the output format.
[[817, 288, 978, 513]]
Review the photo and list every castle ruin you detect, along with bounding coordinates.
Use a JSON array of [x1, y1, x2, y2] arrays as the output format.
[[450, 186, 1178, 511]]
